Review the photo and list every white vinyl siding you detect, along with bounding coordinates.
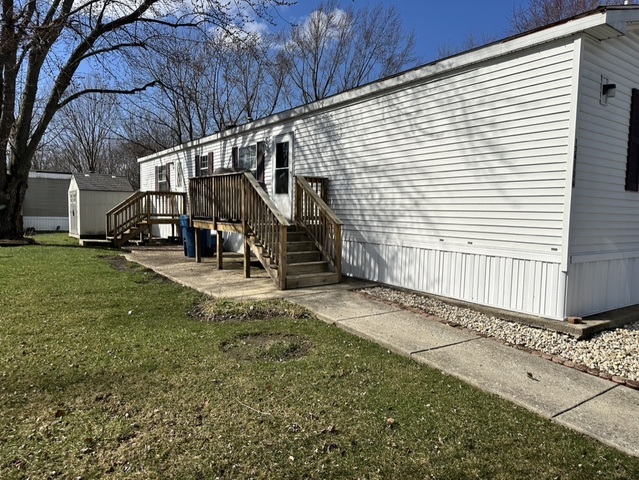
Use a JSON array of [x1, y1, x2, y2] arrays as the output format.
[[281, 40, 573, 319], [567, 29, 639, 316], [294, 41, 574, 263]]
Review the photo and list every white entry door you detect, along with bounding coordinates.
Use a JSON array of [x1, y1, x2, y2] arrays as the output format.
[[272, 133, 294, 220]]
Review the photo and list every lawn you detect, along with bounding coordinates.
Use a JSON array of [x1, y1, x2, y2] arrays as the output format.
[[1, 233, 638, 479]]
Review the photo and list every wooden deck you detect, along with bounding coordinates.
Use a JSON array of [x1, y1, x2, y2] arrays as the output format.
[[189, 173, 342, 290]]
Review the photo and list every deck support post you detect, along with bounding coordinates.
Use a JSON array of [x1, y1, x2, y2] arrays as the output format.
[[216, 230, 223, 270], [244, 237, 251, 278], [242, 175, 250, 278], [278, 225, 287, 290], [195, 227, 202, 263]]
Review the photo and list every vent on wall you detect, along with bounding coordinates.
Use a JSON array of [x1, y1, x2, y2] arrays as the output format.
[[600, 75, 616, 106]]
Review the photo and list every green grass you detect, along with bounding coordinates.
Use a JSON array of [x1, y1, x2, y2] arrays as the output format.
[[1, 233, 638, 479]]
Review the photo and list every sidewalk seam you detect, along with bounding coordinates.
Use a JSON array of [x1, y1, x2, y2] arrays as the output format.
[[409, 338, 480, 355], [324, 308, 406, 323], [550, 385, 619, 420]]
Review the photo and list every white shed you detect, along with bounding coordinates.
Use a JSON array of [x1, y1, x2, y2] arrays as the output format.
[[68, 173, 134, 238], [138, 6, 639, 322]]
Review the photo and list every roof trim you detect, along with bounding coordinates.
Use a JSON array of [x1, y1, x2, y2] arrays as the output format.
[[139, 6, 639, 164]]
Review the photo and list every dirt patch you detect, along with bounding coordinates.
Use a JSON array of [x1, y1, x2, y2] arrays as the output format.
[[99, 255, 173, 284], [220, 333, 312, 362], [99, 254, 135, 272]]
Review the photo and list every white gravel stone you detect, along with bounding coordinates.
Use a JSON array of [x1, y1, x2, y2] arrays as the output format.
[[361, 286, 639, 382]]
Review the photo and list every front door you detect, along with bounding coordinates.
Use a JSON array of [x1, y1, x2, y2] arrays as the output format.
[[272, 133, 294, 220]]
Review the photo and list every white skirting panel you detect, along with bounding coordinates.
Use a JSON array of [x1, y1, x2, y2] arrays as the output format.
[[23, 216, 69, 232], [566, 257, 639, 318], [343, 240, 565, 320]]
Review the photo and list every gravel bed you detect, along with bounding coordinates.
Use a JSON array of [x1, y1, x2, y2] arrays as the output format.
[[360, 286, 639, 382]]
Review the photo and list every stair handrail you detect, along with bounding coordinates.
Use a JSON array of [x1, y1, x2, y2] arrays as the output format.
[[243, 172, 290, 288], [295, 176, 342, 280], [106, 190, 146, 239], [106, 191, 187, 241]]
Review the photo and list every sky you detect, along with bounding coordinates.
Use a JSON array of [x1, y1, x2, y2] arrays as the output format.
[[271, 0, 526, 63]]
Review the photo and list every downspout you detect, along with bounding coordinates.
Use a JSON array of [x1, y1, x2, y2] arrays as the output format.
[[560, 34, 584, 320]]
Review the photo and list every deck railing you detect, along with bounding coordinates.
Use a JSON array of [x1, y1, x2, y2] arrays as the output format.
[[295, 176, 342, 279], [243, 173, 291, 288], [188, 176, 214, 219], [188, 172, 341, 287], [106, 191, 186, 240], [302, 176, 329, 202]]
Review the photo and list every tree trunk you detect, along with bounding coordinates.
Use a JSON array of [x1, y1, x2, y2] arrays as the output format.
[[0, 168, 29, 240]]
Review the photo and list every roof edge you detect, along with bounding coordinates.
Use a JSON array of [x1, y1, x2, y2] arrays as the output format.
[[138, 6, 639, 164]]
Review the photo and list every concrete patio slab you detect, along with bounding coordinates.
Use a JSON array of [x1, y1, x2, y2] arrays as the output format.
[[553, 385, 639, 458], [337, 310, 480, 357], [413, 338, 615, 418]]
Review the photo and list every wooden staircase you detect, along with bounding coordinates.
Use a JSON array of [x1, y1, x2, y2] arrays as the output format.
[[115, 221, 151, 246], [106, 191, 187, 247], [190, 173, 342, 290], [256, 226, 340, 289]]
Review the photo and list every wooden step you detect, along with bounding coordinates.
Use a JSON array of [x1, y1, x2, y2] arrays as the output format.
[[286, 272, 340, 289], [287, 240, 317, 252], [286, 260, 329, 275], [286, 231, 310, 242], [287, 251, 321, 263]]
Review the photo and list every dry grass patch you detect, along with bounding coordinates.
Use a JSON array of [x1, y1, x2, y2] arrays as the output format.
[[221, 333, 313, 362], [191, 297, 312, 322]]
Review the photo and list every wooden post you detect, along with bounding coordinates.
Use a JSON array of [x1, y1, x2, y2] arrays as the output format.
[[216, 230, 223, 270], [279, 224, 287, 290], [244, 237, 251, 278], [334, 224, 342, 281], [195, 227, 202, 263], [241, 175, 249, 278], [294, 178, 302, 222]]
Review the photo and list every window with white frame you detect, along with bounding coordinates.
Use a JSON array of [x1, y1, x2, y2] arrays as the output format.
[[238, 145, 257, 176], [274, 141, 289, 194], [177, 162, 184, 187], [199, 155, 208, 177], [158, 165, 169, 191]]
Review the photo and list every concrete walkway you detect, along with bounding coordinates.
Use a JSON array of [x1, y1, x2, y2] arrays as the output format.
[[125, 246, 639, 458]]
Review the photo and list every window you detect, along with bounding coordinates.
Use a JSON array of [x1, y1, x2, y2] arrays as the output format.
[[274, 141, 289, 194], [626, 89, 639, 191], [238, 145, 257, 175], [157, 164, 171, 192], [177, 162, 184, 187], [200, 155, 208, 176], [232, 144, 264, 182]]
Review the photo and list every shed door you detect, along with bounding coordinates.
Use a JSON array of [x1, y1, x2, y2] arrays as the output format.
[[272, 133, 294, 220], [69, 190, 78, 234]]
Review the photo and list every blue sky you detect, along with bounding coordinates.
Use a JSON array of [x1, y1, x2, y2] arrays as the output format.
[[273, 0, 526, 63]]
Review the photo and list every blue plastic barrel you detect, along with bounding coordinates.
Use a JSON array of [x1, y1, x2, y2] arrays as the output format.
[[180, 215, 216, 258], [180, 215, 195, 257]]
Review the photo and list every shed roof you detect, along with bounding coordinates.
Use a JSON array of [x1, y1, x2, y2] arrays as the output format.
[[72, 173, 134, 192]]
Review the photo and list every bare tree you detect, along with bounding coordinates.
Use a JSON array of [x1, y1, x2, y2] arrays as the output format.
[[49, 80, 119, 174], [0, 0, 286, 240], [510, 0, 637, 34], [283, 0, 419, 104], [122, 27, 287, 151]]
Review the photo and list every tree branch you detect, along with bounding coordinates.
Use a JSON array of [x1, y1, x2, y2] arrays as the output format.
[[58, 81, 159, 109]]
